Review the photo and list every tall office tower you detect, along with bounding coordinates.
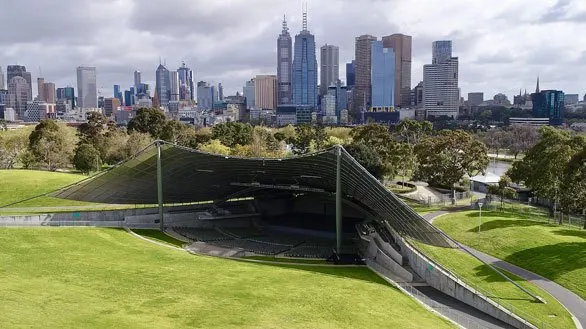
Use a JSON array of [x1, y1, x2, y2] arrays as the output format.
[[197, 81, 214, 110], [346, 61, 355, 89], [218, 83, 224, 101], [114, 84, 123, 104], [277, 15, 293, 105], [7, 76, 31, 119], [134, 70, 142, 94], [382, 34, 412, 107], [467, 92, 484, 107], [56, 87, 75, 108], [43, 82, 56, 103], [76, 66, 97, 109], [155, 64, 171, 107], [423, 41, 459, 118], [432, 40, 452, 64], [7, 65, 32, 101], [532, 90, 565, 125], [370, 41, 395, 108], [177, 62, 194, 101], [37, 78, 45, 101], [254, 75, 277, 110], [292, 9, 318, 107], [0, 66, 4, 90], [320, 44, 339, 96], [170, 71, 180, 102], [353, 35, 377, 120], [243, 79, 255, 109]]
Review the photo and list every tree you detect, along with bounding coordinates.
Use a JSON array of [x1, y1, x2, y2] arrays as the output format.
[[211, 122, 253, 148], [486, 175, 517, 208], [345, 142, 385, 179], [483, 129, 510, 157], [127, 108, 168, 139], [414, 130, 489, 188], [508, 126, 585, 219], [507, 124, 540, 159], [124, 132, 153, 158], [78, 112, 114, 146], [560, 146, 586, 228], [28, 120, 76, 171], [73, 143, 101, 174], [395, 119, 432, 145], [291, 124, 316, 155], [0, 128, 30, 169], [350, 124, 402, 179], [198, 139, 231, 155]]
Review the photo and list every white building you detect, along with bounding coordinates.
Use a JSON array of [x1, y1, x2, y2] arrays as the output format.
[[423, 41, 459, 118], [76, 66, 97, 109], [3, 108, 16, 121], [321, 93, 337, 125], [170, 71, 180, 102]]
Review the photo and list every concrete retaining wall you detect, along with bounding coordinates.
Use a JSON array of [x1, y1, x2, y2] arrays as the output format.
[[372, 233, 403, 265], [362, 235, 413, 282], [383, 223, 537, 329]]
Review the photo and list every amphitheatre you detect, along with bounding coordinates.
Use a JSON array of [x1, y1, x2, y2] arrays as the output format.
[[1, 141, 584, 329]]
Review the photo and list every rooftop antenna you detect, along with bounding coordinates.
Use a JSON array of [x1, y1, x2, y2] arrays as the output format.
[[38, 66, 43, 78], [282, 14, 288, 33], [302, 2, 308, 31]]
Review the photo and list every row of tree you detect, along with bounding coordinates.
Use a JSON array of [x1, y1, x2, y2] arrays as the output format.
[[508, 126, 586, 224]]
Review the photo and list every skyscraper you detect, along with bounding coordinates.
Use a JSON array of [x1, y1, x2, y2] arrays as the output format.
[[7, 76, 30, 119], [197, 81, 214, 110], [155, 64, 171, 107], [170, 71, 180, 102], [7, 65, 32, 101], [114, 85, 123, 104], [37, 78, 45, 101], [346, 61, 355, 89], [177, 62, 194, 101], [0, 66, 5, 90], [432, 41, 452, 64], [423, 41, 459, 118], [353, 35, 377, 120], [292, 9, 318, 107], [56, 87, 75, 108], [382, 34, 412, 107], [255, 75, 277, 110], [76, 66, 98, 109], [134, 70, 141, 95], [532, 90, 565, 126], [243, 79, 255, 109], [43, 82, 56, 104], [370, 41, 395, 108], [320, 44, 339, 96], [218, 83, 224, 101], [277, 15, 293, 105]]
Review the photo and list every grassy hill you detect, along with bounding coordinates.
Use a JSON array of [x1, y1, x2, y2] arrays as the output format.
[[0, 228, 454, 329], [433, 210, 586, 301]]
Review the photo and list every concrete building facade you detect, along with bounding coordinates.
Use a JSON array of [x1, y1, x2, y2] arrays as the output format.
[[320, 44, 339, 96], [76, 66, 98, 109], [382, 34, 412, 107], [255, 75, 277, 110], [353, 35, 377, 120]]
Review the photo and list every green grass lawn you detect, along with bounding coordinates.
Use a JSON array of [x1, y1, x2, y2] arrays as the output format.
[[131, 229, 187, 248], [413, 241, 574, 329], [433, 210, 586, 301], [0, 169, 94, 208], [0, 228, 455, 329]]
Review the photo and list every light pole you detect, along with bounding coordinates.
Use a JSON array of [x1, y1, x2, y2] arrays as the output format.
[[478, 202, 484, 244]]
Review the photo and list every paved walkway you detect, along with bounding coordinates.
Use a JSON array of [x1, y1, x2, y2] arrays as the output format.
[[425, 211, 586, 329]]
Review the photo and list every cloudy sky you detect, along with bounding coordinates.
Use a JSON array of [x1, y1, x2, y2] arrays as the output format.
[[1, 0, 585, 100]]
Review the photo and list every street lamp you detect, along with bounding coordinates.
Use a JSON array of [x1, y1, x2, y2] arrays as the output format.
[[478, 202, 484, 241]]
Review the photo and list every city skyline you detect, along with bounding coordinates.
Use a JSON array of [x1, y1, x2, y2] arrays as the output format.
[[0, 0, 585, 100]]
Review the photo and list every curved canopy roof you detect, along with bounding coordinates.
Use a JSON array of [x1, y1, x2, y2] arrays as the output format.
[[53, 142, 452, 247]]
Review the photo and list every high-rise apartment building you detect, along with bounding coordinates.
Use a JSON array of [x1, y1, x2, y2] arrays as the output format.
[[37, 78, 45, 101], [320, 44, 339, 96], [0, 66, 5, 90], [255, 75, 277, 110], [104, 97, 120, 117], [277, 16, 293, 105], [292, 10, 318, 107], [43, 82, 56, 104], [170, 71, 180, 102], [218, 83, 224, 101], [134, 70, 141, 95], [7, 65, 32, 101], [56, 87, 75, 108], [353, 35, 377, 120], [382, 34, 412, 107], [346, 61, 355, 89], [370, 41, 395, 108], [423, 41, 459, 118], [177, 62, 194, 101], [7, 76, 31, 119], [243, 79, 255, 109], [155, 64, 171, 107], [76, 66, 98, 109]]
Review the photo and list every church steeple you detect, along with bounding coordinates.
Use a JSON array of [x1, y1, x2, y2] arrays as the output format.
[[536, 75, 540, 93]]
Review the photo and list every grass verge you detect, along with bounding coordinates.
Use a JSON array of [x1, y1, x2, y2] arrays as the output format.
[[131, 229, 187, 248], [433, 210, 586, 300], [0, 228, 455, 328]]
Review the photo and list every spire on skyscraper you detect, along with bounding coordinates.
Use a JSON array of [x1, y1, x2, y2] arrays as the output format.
[[536, 75, 540, 93], [282, 15, 288, 34], [302, 2, 308, 32]]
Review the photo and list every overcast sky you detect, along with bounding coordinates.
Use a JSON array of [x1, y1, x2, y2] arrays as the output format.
[[1, 0, 585, 100]]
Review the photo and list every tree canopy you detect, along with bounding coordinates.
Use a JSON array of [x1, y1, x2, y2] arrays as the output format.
[[127, 108, 167, 139]]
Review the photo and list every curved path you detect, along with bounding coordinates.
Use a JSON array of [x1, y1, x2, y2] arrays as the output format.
[[424, 211, 586, 329]]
